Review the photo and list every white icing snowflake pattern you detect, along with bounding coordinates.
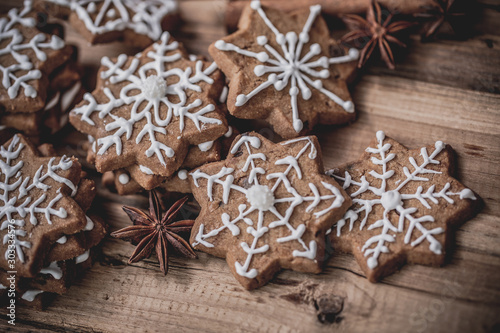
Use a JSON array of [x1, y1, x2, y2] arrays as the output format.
[[44, 0, 177, 41], [191, 134, 345, 279], [0, 0, 65, 99], [72, 32, 222, 167], [214, 0, 359, 132], [329, 131, 477, 270], [0, 135, 77, 263]]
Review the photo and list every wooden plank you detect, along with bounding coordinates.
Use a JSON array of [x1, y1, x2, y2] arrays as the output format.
[[365, 35, 500, 94]]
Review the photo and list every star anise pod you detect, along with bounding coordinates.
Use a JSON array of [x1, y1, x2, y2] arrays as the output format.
[[341, 0, 414, 69], [111, 191, 197, 275], [415, 0, 466, 39]]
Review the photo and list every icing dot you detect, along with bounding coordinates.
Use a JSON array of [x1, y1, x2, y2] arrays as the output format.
[[178, 169, 188, 180], [349, 48, 360, 59], [87, 2, 96, 13], [246, 185, 274, 211], [289, 86, 299, 96], [299, 32, 309, 43], [250, 0, 261, 10], [50, 35, 65, 50], [224, 126, 233, 138], [274, 80, 286, 91], [107, 8, 116, 18], [141, 75, 167, 100], [286, 32, 297, 44], [376, 131, 385, 142], [460, 189, 476, 200], [235, 94, 248, 106], [256, 35, 268, 45], [380, 190, 402, 211], [435, 141, 445, 150], [319, 69, 330, 79], [254, 65, 266, 76], [293, 119, 303, 132], [276, 33, 285, 45], [310, 43, 321, 55], [198, 141, 214, 152], [367, 257, 378, 269], [429, 242, 442, 255], [310, 4, 322, 14], [302, 87, 312, 100], [256, 52, 269, 62], [118, 173, 130, 185], [214, 40, 226, 49], [312, 80, 322, 89], [343, 101, 354, 113]]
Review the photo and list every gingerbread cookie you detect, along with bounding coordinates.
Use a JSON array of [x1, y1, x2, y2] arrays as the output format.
[[35, 0, 179, 48], [0, 134, 88, 277], [0, 57, 84, 137], [209, 1, 359, 139], [327, 131, 480, 282], [70, 32, 227, 179], [189, 132, 351, 289], [104, 125, 239, 195], [0, 1, 73, 113]]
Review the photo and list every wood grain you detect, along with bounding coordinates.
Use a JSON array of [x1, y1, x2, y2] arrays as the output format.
[[1, 1, 499, 332]]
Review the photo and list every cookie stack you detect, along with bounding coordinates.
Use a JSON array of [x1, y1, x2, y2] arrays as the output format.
[[0, 135, 106, 308], [0, 1, 84, 141]]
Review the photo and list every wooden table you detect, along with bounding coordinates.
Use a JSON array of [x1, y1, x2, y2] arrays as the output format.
[[1, 1, 499, 332]]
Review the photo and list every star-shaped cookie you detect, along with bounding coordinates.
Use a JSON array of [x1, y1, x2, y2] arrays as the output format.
[[34, 0, 179, 48], [189, 132, 351, 289], [0, 0, 72, 113], [327, 131, 480, 282], [0, 134, 87, 277], [209, 1, 359, 139], [70, 32, 227, 178]]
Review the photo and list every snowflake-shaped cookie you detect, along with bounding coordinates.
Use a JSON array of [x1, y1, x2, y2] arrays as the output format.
[[327, 131, 479, 282], [35, 0, 178, 47], [0, 0, 69, 112], [189, 132, 350, 289], [209, 0, 359, 139], [70, 32, 227, 178], [0, 134, 87, 277]]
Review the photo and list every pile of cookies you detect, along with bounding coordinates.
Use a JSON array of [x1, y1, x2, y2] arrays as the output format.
[[0, 0, 480, 303], [0, 1, 84, 142], [0, 135, 106, 308]]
